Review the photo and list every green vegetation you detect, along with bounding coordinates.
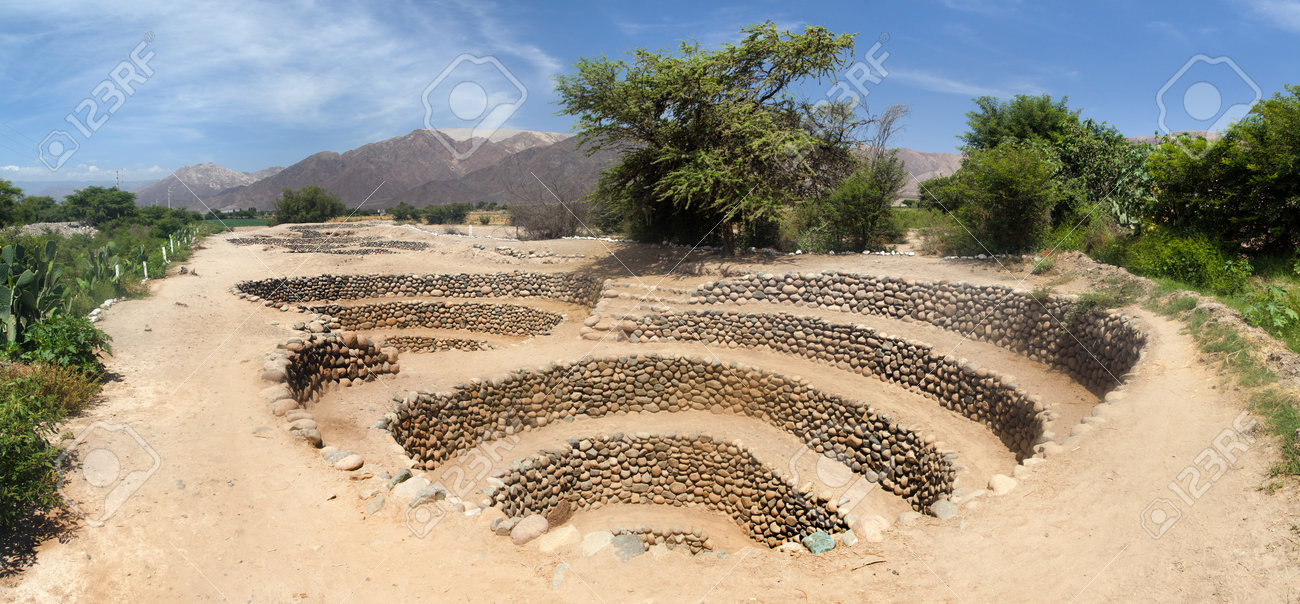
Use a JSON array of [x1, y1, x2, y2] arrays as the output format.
[[423, 203, 471, 225], [557, 21, 904, 255], [203, 218, 269, 227], [271, 185, 345, 225], [0, 178, 207, 529]]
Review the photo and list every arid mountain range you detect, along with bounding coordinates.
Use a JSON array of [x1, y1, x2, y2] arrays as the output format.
[[133, 129, 1200, 211]]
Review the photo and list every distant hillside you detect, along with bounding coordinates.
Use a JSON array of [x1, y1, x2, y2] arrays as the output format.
[[202, 130, 569, 211], [394, 137, 619, 207], [131, 129, 967, 211], [134, 163, 284, 208], [892, 148, 962, 200]]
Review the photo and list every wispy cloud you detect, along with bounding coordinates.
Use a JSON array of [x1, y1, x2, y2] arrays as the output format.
[[1, 0, 562, 175], [939, 0, 1024, 16], [889, 67, 1040, 98], [1240, 0, 1300, 32]]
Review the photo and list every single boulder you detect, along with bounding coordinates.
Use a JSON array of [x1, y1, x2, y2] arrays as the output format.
[[546, 500, 572, 527], [801, 531, 835, 554], [510, 514, 549, 546], [334, 454, 364, 471]]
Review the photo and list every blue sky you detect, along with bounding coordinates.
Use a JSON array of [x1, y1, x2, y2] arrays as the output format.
[[1, 0, 1297, 185]]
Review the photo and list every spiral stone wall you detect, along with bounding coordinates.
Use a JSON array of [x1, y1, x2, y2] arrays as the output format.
[[279, 331, 400, 403], [614, 309, 1044, 457], [308, 301, 564, 337], [381, 335, 494, 353], [393, 353, 954, 510], [692, 272, 1145, 395], [489, 434, 851, 548], [234, 271, 602, 306]]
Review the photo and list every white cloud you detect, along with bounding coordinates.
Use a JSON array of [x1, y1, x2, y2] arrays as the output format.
[[1242, 0, 1300, 32], [889, 68, 1035, 98], [3, 0, 563, 171]]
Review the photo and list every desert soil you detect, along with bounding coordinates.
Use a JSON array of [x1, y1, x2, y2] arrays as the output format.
[[2, 222, 1298, 602]]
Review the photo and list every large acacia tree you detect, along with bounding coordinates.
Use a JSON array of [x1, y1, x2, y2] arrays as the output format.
[[555, 22, 863, 255]]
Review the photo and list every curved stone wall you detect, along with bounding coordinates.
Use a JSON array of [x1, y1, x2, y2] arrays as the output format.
[[597, 309, 1043, 457], [233, 271, 602, 306], [309, 301, 563, 337], [278, 331, 400, 403], [489, 433, 850, 548], [393, 353, 954, 510], [611, 526, 714, 555], [692, 272, 1145, 395], [381, 335, 494, 353]]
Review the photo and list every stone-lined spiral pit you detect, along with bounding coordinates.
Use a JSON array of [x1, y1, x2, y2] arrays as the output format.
[[233, 271, 602, 306], [489, 433, 850, 549], [692, 272, 1145, 395], [393, 353, 954, 511], [309, 300, 564, 337], [381, 335, 495, 353], [596, 309, 1046, 458]]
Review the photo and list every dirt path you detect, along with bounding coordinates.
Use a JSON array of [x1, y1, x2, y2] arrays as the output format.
[[3, 222, 1297, 602]]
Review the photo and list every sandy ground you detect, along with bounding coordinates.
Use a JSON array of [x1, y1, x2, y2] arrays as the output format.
[[2, 221, 1299, 602]]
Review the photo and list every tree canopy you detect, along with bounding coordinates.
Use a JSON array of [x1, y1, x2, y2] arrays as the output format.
[[961, 94, 1080, 151], [1147, 84, 1300, 254], [63, 186, 138, 226], [555, 21, 865, 255], [271, 186, 345, 224]]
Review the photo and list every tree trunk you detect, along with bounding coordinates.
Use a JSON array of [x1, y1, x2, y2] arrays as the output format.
[[722, 221, 735, 257]]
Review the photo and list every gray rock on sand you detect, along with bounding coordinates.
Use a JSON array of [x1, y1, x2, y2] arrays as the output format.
[[510, 514, 549, 546]]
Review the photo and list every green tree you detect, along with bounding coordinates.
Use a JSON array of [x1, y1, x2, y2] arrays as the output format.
[[1220, 84, 1300, 253], [15, 195, 61, 224], [807, 151, 907, 251], [961, 94, 1080, 151], [555, 22, 859, 255], [271, 186, 345, 224], [62, 186, 138, 226], [0, 180, 20, 227], [950, 144, 1064, 254], [389, 202, 417, 221]]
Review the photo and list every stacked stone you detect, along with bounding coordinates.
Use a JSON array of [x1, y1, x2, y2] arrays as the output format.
[[280, 331, 401, 402], [611, 526, 713, 555], [381, 335, 495, 353], [489, 433, 850, 549], [610, 309, 1042, 458], [394, 353, 954, 511], [233, 271, 603, 307], [228, 236, 428, 254], [690, 272, 1145, 395], [309, 301, 563, 337]]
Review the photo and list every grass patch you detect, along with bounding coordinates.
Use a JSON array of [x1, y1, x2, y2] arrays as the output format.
[[1031, 255, 1055, 275], [893, 207, 953, 231]]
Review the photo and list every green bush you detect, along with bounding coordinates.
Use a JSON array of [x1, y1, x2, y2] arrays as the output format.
[[0, 369, 64, 528], [1125, 230, 1252, 294], [271, 185, 345, 225], [16, 313, 113, 376], [1242, 285, 1300, 331], [942, 144, 1064, 254]]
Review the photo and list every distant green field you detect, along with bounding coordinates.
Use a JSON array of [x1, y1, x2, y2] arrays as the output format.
[[203, 218, 269, 227]]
